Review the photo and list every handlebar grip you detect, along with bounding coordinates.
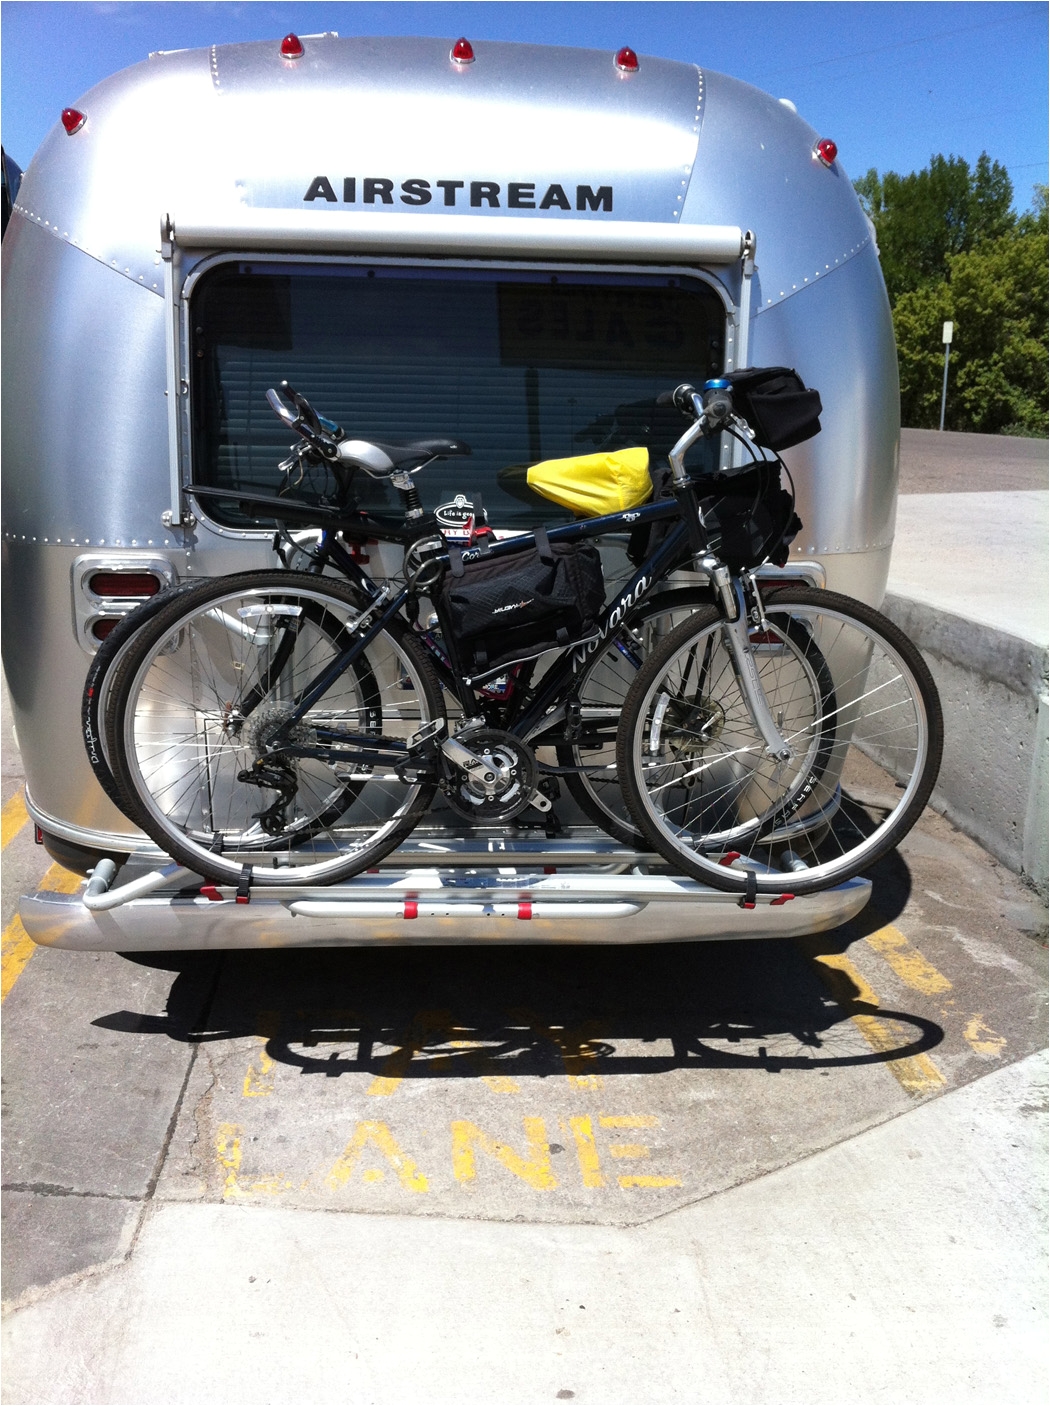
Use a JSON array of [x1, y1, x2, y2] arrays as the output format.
[[656, 384, 698, 413]]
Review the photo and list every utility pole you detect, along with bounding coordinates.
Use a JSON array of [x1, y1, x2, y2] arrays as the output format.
[[939, 321, 953, 431]]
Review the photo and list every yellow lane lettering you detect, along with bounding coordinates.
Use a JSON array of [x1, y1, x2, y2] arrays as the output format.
[[367, 1011, 521, 1095], [2, 864, 81, 1002], [565, 1115, 606, 1188], [215, 1123, 293, 1198], [598, 1114, 681, 1187], [813, 951, 946, 1096], [1, 791, 30, 850], [325, 1121, 429, 1193], [451, 1117, 557, 1189], [511, 1009, 607, 1088], [242, 1011, 281, 1097]]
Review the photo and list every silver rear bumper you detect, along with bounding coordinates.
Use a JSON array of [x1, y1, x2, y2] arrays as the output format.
[[21, 830, 870, 952]]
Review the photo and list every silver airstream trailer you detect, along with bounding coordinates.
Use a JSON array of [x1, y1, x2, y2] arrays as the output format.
[[2, 34, 896, 949]]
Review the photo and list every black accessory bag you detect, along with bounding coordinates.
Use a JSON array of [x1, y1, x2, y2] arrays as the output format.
[[440, 528, 606, 676], [701, 463, 802, 570], [726, 367, 822, 451], [627, 462, 801, 571]]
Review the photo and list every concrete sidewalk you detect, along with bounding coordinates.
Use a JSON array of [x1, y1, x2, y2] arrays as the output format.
[[884, 489, 1048, 896], [2, 1052, 1045, 1405]]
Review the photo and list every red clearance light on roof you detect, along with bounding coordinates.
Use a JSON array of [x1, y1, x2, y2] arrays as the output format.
[[280, 33, 304, 58], [61, 108, 86, 135], [451, 37, 475, 64], [615, 46, 639, 72], [814, 138, 838, 168]]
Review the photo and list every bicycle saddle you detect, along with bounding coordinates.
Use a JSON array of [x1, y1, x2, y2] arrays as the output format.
[[336, 437, 471, 476]]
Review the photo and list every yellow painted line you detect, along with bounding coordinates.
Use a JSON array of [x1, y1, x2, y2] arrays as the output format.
[[864, 927, 1007, 1062], [1, 791, 30, 850], [1, 917, 37, 1002], [609, 1143, 650, 1159], [864, 924, 953, 995], [2, 863, 82, 1002], [814, 951, 946, 1096]]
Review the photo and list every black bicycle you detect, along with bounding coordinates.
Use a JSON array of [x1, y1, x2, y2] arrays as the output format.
[[87, 374, 942, 895]]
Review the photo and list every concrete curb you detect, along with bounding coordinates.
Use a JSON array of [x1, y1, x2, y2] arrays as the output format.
[[882, 592, 1049, 899]]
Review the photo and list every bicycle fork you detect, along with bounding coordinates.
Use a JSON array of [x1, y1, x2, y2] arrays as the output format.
[[704, 561, 794, 763]]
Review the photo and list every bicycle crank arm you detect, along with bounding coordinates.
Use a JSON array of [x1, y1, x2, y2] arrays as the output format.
[[441, 735, 501, 790]]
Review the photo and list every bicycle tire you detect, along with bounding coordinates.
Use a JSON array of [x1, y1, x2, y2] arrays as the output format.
[[103, 570, 444, 886], [555, 588, 714, 845], [82, 582, 211, 822], [617, 587, 943, 895]]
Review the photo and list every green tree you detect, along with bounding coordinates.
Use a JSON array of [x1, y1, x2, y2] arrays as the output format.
[[855, 153, 1014, 302], [893, 189, 1048, 433]]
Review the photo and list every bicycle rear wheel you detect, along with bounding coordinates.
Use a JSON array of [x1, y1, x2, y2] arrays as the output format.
[[104, 571, 444, 886], [556, 588, 712, 845], [617, 587, 942, 895]]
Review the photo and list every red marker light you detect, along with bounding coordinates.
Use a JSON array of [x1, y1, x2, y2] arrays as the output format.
[[61, 108, 86, 135], [814, 138, 838, 167], [615, 46, 639, 72], [451, 37, 475, 64], [280, 33, 304, 58]]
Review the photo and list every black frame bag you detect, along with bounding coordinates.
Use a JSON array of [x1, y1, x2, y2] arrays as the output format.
[[726, 367, 822, 451], [440, 528, 605, 677]]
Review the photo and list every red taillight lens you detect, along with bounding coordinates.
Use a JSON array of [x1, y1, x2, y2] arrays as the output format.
[[280, 33, 304, 58], [61, 108, 86, 135], [814, 138, 838, 167], [88, 572, 162, 598], [91, 619, 121, 641], [615, 46, 639, 72], [451, 37, 475, 64]]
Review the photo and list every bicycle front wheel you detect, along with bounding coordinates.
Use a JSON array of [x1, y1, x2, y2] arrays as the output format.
[[104, 571, 444, 886], [617, 587, 942, 895]]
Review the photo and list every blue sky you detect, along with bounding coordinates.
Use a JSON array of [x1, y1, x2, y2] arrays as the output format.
[[3, 1, 1047, 207]]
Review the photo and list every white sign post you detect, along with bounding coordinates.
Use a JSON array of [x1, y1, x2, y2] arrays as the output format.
[[939, 320, 954, 432]]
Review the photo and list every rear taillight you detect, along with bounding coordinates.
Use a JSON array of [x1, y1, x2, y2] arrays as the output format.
[[61, 108, 86, 135], [88, 572, 162, 598], [91, 618, 121, 641]]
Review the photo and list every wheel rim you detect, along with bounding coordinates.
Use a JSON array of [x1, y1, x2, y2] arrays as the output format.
[[119, 585, 437, 882], [627, 601, 931, 887]]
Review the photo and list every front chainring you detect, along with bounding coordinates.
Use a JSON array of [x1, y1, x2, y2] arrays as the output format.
[[443, 727, 538, 822]]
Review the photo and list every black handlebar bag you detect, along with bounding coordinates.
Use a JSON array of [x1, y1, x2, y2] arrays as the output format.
[[440, 529, 605, 677], [726, 367, 823, 451]]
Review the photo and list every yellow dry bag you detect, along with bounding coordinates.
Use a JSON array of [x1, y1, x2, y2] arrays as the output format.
[[526, 447, 653, 519]]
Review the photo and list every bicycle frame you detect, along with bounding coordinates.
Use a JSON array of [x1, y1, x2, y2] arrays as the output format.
[[223, 485, 704, 768]]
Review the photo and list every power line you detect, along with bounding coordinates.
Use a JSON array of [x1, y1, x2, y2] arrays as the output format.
[[757, 9, 1041, 78]]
